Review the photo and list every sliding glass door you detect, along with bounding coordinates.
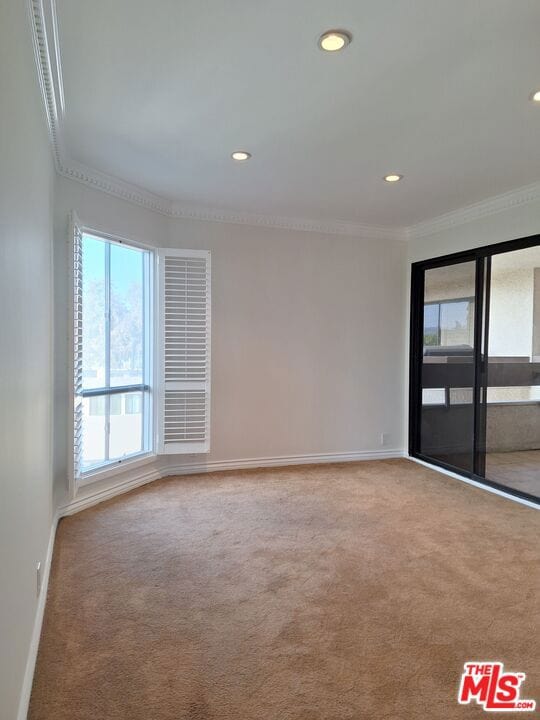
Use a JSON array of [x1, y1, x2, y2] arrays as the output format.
[[409, 235, 540, 504], [415, 259, 478, 474]]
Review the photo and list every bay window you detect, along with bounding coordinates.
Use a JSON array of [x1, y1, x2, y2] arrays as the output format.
[[72, 218, 211, 487], [77, 230, 152, 475]]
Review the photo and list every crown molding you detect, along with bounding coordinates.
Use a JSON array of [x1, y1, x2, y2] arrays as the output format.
[[28, 0, 63, 168], [29, 0, 540, 243], [168, 202, 404, 239], [59, 161, 404, 238], [58, 158, 174, 216], [406, 181, 540, 240]]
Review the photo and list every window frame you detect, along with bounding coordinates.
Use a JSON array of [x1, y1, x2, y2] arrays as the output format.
[[71, 216, 156, 489]]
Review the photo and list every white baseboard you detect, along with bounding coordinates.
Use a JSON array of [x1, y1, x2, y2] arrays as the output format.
[[164, 449, 405, 477], [59, 450, 404, 516], [408, 455, 539, 510], [17, 512, 59, 720], [59, 466, 162, 516]]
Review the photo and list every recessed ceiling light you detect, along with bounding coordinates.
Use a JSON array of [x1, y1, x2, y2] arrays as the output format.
[[318, 30, 352, 52], [530, 89, 540, 103], [231, 151, 251, 161], [384, 174, 403, 183]]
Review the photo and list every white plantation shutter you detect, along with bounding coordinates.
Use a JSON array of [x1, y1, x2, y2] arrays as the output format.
[[157, 249, 211, 453], [72, 215, 84, 482]]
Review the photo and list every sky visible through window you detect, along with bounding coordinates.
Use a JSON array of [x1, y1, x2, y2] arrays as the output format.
[[82, 235, 144, 390], [81, 234, 146, 469]]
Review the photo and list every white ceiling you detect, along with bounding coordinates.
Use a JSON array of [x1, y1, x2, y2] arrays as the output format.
[[54, 0, 540, 228]]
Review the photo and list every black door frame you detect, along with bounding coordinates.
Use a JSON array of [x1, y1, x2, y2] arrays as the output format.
[[409, 233, 540, 505]]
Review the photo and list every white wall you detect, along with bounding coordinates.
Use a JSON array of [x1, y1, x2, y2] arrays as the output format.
[[0, 1, 55, 718], [53, 175, 407, 505], [163, 215, 407, 471]]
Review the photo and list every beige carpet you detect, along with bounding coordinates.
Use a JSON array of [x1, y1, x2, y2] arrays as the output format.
[[29, 459, 539, 720]]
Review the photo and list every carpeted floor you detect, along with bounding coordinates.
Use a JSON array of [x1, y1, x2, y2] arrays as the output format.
[[29, 459, 539, 720]]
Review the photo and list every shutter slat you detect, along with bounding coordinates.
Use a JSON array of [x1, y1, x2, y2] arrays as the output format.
[[158, 249, 211, 454], [72, 220, 84, 480]]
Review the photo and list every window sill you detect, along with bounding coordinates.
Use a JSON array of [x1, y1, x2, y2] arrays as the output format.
[[77, 452, 156, 489]]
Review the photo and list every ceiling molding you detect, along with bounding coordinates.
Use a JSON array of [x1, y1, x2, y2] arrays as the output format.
[[28, 0, 63, 169], [29, 0, 540, 243], [407, 181, 540, 240], [58, 159, 174, 216], [168, 202, 403, 239]]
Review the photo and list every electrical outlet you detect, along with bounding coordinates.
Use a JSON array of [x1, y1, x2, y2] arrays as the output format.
[[380, 433, 390, 447], [36, 562, 42, 597]]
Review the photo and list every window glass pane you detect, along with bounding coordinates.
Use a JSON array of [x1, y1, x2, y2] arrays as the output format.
[[485, 245, 540, 499], [110, 394, 122, 415], [125, 393, 142, 414], [82, 396, 106, 469], [109, 392, 143, 460], [89, 396, 106, 416], [421, 262, 476, 473], [423, 304, 439, 346], [82, 236, 106, 390], [110, 243, 144, 387], [439, 300, 474, 347], [79, 233, 150, 475]]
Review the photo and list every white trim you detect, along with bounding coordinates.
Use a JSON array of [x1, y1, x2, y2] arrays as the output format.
[[167, 203, 404, 240], [407, 181, 540, 240], [164, 449, 405, 475], [58, 159, 172, 217], [63, 451, 404, 515], [408, 455, 539, 510], [47, 0, 65, 116], [16, 512, 59, 720], [60, 467, 162, 516], [77, 453, 156, 488], [77, 220, 156, 253], [67, 211, 81, 500], [27, 0, 63, 169]]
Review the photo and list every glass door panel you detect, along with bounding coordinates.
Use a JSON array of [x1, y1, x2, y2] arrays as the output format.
[[484, 246, 540, 499], [420, 261, 477, 473]]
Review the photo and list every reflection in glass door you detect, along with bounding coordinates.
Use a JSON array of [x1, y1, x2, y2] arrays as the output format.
[[484, 246, 540, 498], [418, 261, 477, 474]]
